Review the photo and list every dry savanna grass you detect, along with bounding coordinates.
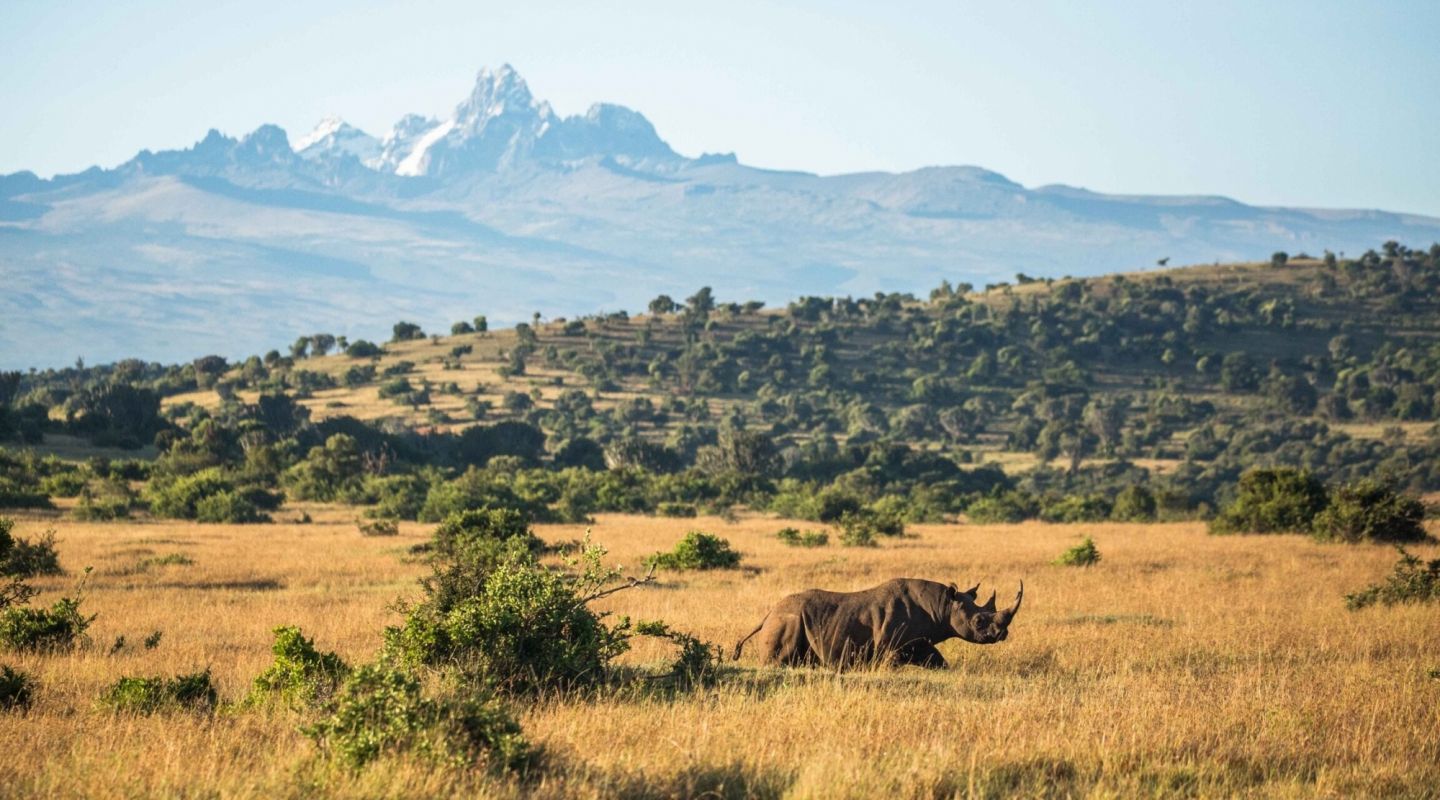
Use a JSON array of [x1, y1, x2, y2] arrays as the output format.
[[2, 510, 1438, 798]]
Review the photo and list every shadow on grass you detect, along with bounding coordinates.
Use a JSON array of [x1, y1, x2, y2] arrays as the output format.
[[152, 578, 284, 591], [1059, 613, 1174, 628], [581, 761, 796, 800]]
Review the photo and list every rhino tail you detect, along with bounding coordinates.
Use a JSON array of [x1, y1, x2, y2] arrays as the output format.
[[732, 612, 771, 661]]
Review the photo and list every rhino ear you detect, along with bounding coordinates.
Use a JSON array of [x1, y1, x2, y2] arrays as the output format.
[[963, 582, 981, 598]]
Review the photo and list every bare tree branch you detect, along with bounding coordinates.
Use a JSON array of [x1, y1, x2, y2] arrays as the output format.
[[580, 564, 657, 604]]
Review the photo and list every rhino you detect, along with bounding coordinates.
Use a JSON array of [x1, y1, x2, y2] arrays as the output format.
[[731, 578, 1023, 668]]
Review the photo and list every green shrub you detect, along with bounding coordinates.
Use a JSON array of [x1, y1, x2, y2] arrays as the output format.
[[414, 511, 543, 616], [73, 479, 134, 520], [1, 663, 34, 711], [0, 481, 51, 510], [433, 508, 540, 555], [363, 473, 431, 520], [304, 664, 530, 772], [645, 531, 741, 570], [39, 471, 86, 498], [1054, 537, 1101, 567], [834, 509, 903, 548], [812, 489, 864, 523], [0, 596, 93, 652], [1346, 548, 1440, 610], [656, 502, 698, 518], [966, 491, 1039, 524], [776, 527, 828, 547], [1, 518, 61, 578], [632, 620, 725, 690], [1210, 468, 1328, 535], [344, 340, 383, 358], [387, 551, 629, 693], [358, 518, 400, 537], [1110, 486, 1157, 522], [1039, 494, 1112, 523], [194, 490, 268, 523], [99, 670, 217, 714], [1312, 479, 1427, 544], [244, 626, 349, 709], [145, 468, 269, 522]]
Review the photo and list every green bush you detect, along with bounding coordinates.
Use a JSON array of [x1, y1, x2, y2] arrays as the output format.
[[39, 471, 86, 498], [283, 434, 366, 503], [73, 479, 134, 520], [1038, 494, 1112, 523], [632, 620, 725, 690], [1210, 468, 1328, 535], [656, 502, 698, 518], [387, 550, 630, 694], [433, 508, 540, 555], [0, 518, 61, 578], [1312, 479, 1427, 544], [1346, 548, 1440, 610], [304, 664, 530, 772], [1, 663, 34, 711], [244, 626, 349, 709], [0, 596, 93, 652], [145, 468, 269, 522], [776, 527, 829, 547], [358, 518, 400, 537], [194, 490, 267, 523], [966, 491, 1039, 524], [414, 511, 543, 616], [363, 473, 431, 520], [645, 531, 741, 570], [1110, 486, 1157, 522], [834, 509, 903, 548], [1054, 537, 1101, 567], [99, 670, 217, 714]]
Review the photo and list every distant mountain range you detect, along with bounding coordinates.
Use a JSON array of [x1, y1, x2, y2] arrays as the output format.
[[4, 64, 1439, 369]]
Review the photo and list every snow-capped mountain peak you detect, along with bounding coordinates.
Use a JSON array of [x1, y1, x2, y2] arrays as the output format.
[[293, 116, 381, 164]]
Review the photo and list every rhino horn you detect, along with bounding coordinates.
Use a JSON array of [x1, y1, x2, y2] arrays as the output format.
[[981, 591, 997, 612], [996, 581, 1024, 626]]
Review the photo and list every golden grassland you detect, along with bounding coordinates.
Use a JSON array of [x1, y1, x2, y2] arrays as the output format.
[[2, 509, 1438, 799]]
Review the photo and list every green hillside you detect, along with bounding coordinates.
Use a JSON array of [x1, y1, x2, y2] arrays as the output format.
[[3, 241, 1439, 524]]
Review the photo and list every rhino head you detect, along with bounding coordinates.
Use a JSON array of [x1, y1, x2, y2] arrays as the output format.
[[946, 581, 1024, 644]]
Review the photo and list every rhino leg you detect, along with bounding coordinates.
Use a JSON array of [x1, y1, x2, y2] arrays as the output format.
[[895, 641, 947, 669], [756, 613, 814, 666]]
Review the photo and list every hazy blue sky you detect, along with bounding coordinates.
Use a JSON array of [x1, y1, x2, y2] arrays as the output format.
[[4, 0, 1437, 214]]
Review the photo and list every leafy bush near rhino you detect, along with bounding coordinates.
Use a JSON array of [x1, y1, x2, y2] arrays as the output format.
[[304, 664, 531, 772]]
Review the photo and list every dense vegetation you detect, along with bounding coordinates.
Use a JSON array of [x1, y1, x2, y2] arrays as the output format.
[[2, 242, 1438, 528]]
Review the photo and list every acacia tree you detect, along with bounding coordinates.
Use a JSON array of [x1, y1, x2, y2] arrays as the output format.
[[310, 334, 337, 357]]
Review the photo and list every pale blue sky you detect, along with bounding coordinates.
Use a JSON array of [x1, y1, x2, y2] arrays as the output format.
[[3, 0, 1438, 214]]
